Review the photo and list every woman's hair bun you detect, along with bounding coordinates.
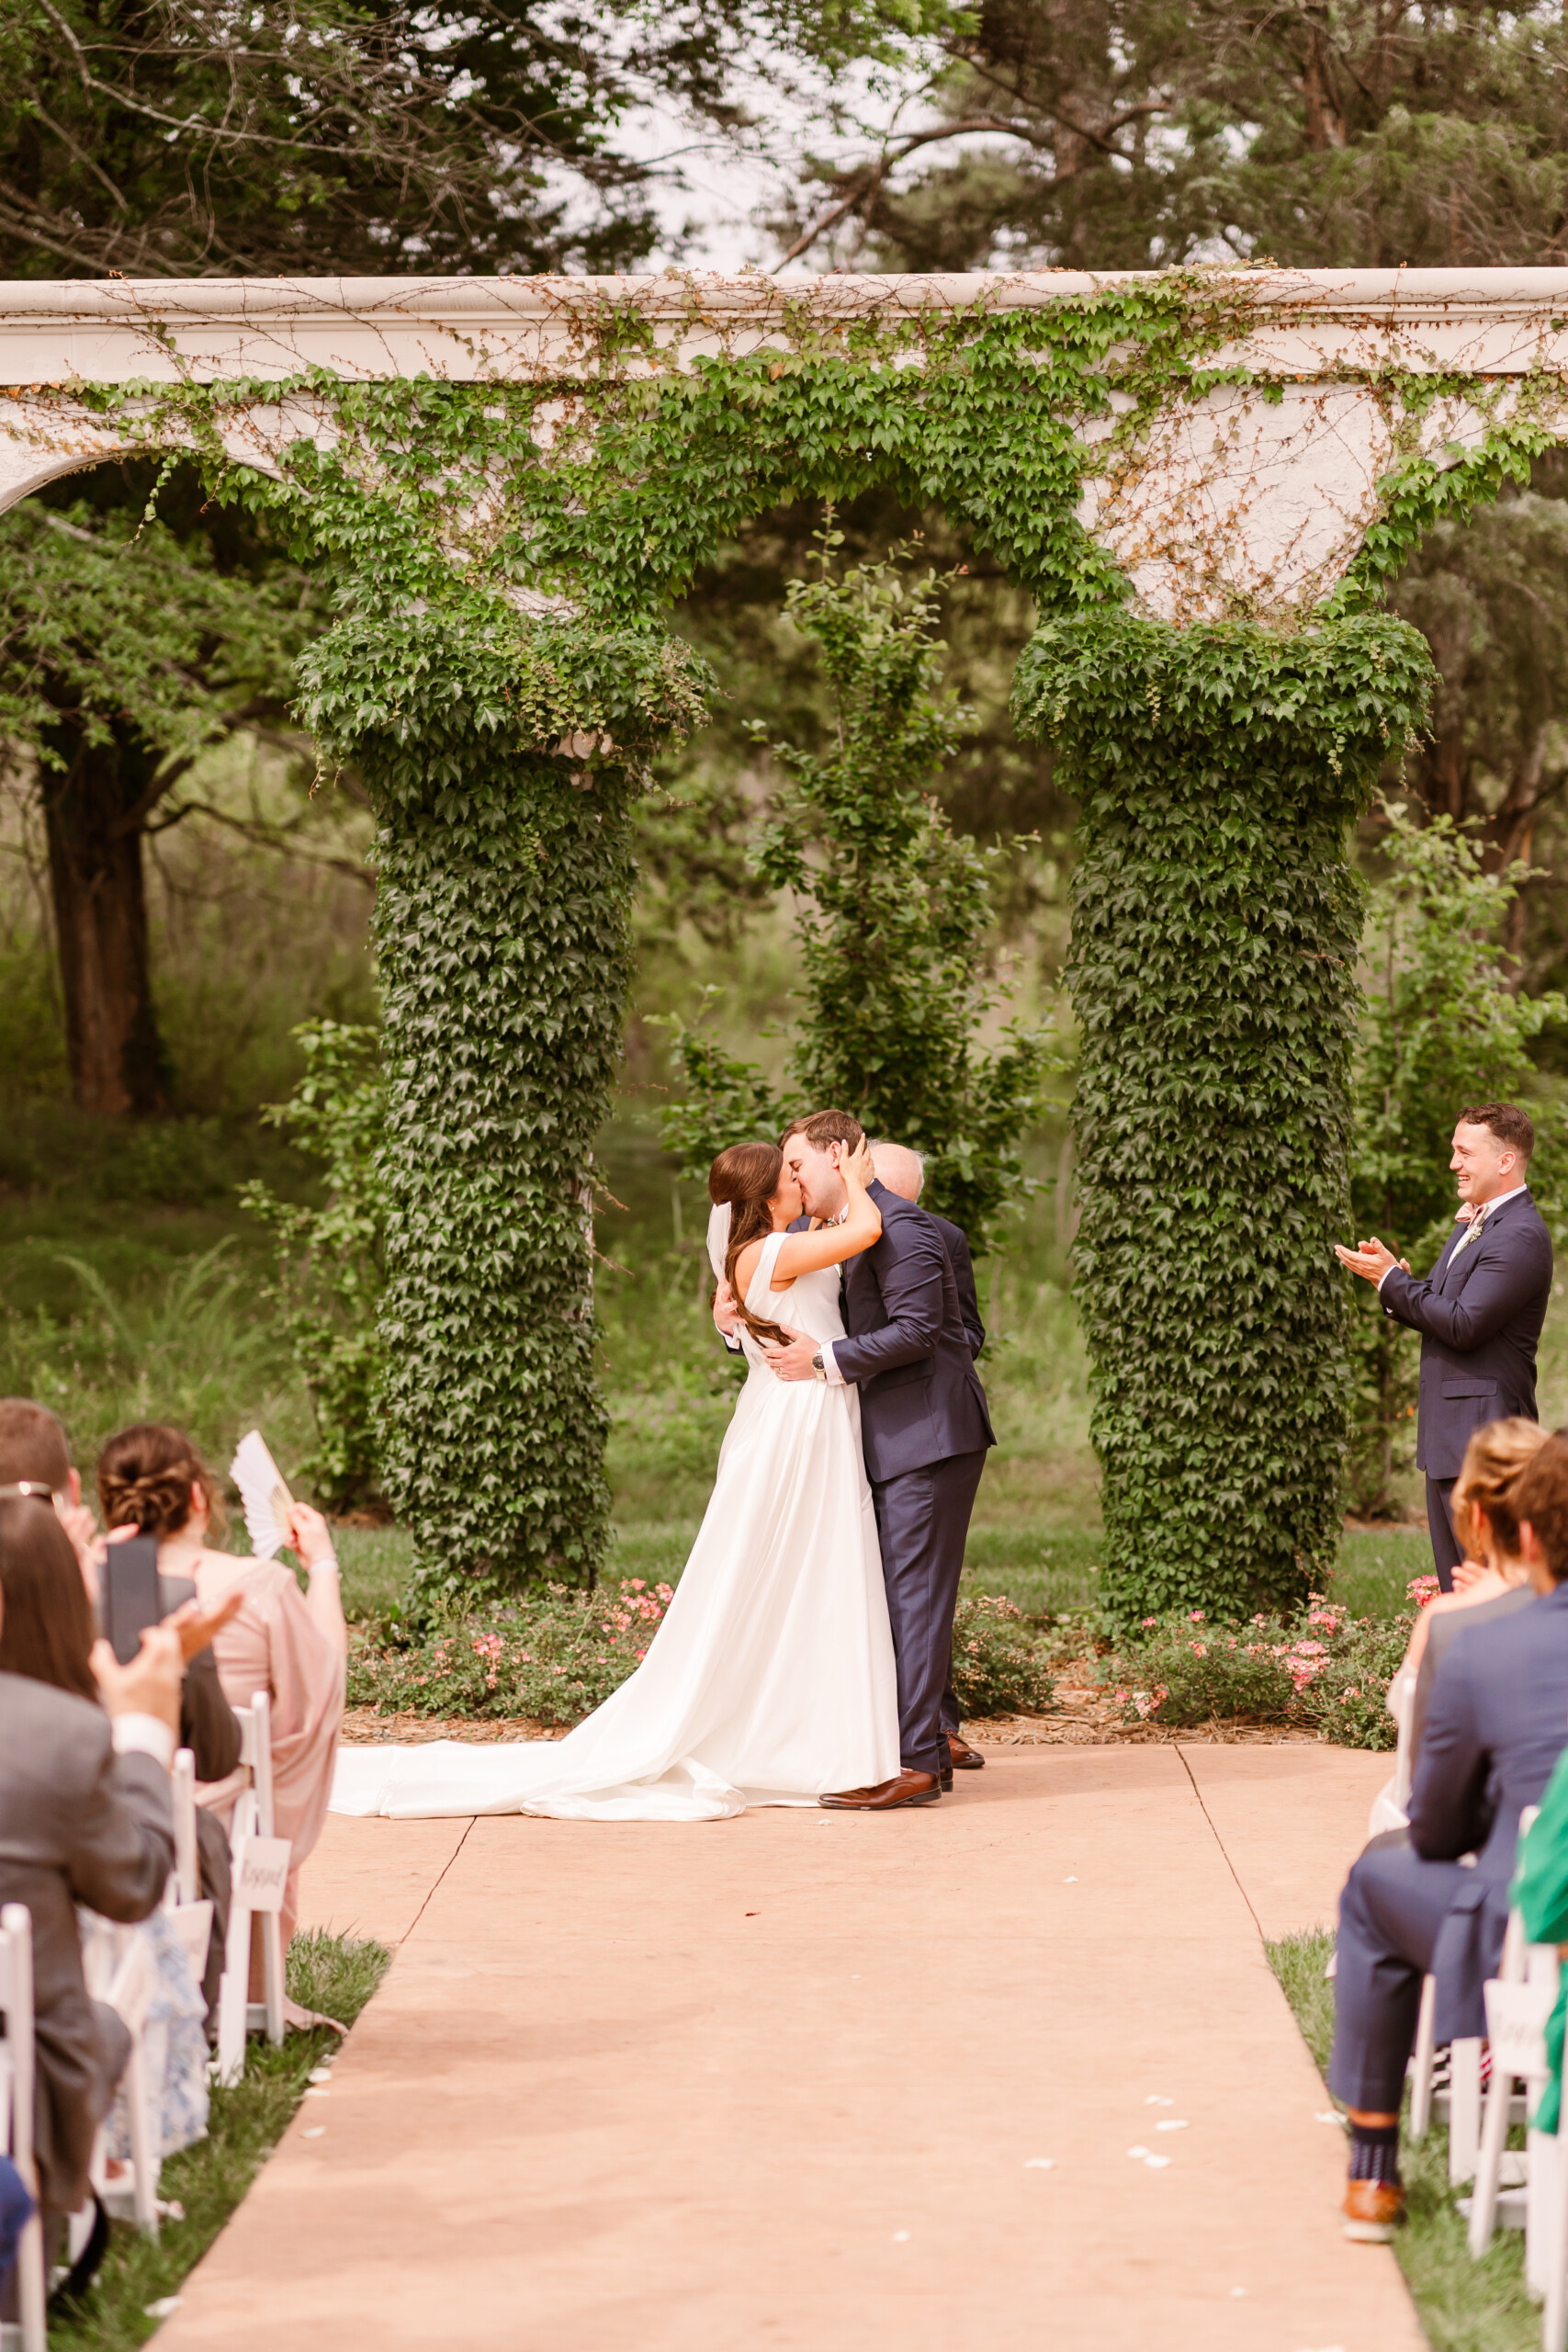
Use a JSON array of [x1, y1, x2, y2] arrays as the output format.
[[96, 1421, 225, 1541]]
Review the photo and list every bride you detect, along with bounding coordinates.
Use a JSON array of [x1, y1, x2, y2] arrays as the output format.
[[333, 1136, 900, 1823]]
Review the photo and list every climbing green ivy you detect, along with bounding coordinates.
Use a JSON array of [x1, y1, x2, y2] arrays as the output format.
[[1013, 608, 1434, 1622], [31, 272, 1566, 1604]]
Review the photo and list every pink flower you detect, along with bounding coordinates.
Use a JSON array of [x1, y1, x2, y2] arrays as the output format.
[[1189, 1610, 1205, 1623], [1141, 1616, 1157, 1627], [1407, 1574, 1441, 1611], [1190, 1642, 1207, 1657]]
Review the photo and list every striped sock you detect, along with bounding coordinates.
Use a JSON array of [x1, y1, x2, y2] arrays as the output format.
[[1348, 2121, 1401, 2186]]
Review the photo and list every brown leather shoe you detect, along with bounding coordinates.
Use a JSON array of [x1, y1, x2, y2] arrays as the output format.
[[947, 1735, 984, 1770], [1341, 2178, 1404, 2241], [819, 1770, 942, 1811]]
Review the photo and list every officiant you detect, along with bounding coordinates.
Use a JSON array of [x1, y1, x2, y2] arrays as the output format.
[[1336, 1102, 1552, 1590]]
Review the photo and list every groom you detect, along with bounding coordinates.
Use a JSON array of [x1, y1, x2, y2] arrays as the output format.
[[766, 1111, 995, 1810]]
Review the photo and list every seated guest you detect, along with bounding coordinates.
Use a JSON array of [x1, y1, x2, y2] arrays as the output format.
[[1329, 1430, 1568, 2240], [0, 1496, 182, 2289], [96, 1424, 346, 2020], [0, 1396, 242, 2020], [1395, 1417, 1546, 1760]]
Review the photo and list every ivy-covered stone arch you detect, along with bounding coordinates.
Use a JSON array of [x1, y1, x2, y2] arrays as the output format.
[[3, 269, 1566, 1611]]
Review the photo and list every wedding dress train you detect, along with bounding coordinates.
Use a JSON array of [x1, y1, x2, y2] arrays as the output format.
[[331, 1232, 900, 1822]]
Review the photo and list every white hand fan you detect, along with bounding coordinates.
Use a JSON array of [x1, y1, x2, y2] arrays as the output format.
[[231, 1430, 295, 1560]]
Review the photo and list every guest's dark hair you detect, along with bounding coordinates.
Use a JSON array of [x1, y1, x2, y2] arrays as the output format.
[[1458, 1102, 1535, 1161], [799, 1109, 865, 1155], [1453, 1418, 1549, 1559], [0, 1494, 97, 1702], [0, 1398, 72, 1493], [96, 1422, 226, 1542], [1511, 1434, 1568, 1583], [708, 1142, 792, 1349]]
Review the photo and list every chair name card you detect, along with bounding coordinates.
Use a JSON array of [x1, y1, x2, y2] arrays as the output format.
[[1483, 1975, 1559, 2078], [232, 1836, 290, 1914]]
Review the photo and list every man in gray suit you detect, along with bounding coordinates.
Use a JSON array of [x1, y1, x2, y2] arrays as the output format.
[[1337, 1102, 1552, 1590], [0, 1399, 242, 2018], [0, 1506, 182, 2245]]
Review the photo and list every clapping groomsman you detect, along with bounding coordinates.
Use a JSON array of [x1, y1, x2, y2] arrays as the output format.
[[1337, 1103, 1551, 1591]]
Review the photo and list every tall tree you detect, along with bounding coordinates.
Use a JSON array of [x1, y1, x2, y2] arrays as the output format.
[[0, 0, 941, 1108], [0, 482, 320, 1111], [773, 0, 1568, 272], [1382, 475, 1568, 974]]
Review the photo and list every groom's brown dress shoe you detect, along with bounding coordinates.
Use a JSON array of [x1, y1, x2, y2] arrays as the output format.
[[1341, 2179, 1404, 2241], [946, 1734, 984, 1770], [820, 1770, 942, 1810]]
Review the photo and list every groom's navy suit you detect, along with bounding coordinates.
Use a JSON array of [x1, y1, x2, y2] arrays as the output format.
[[829, 1180, 995, 1777], [1378, 1188, 1551, 1589]]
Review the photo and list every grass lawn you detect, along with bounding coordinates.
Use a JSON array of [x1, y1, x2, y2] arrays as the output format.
[[0, 1099, 1520, 1638], [48, 1931, 389, 2352], [1269, 1928, 1540, 2352]]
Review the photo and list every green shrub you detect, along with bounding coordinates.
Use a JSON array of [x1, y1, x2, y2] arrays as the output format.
[[352, 1581, 1056, 1726], [947, 1594, 1056, 1717], [1102, 1592, 1415, 1745], [348, 1577, 674, 1724]]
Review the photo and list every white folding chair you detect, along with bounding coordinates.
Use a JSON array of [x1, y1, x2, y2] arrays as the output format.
[[0, 1905, 47, 2352], [1368, 1672, 1417, 1839], [1544, 2007, 1568, 2352], [96, 1928, 160, 2237], [213, 1693, 290, 2089], [1408, 1991, 1486, 2177], [1471, 1940, 1557, 2251], [163, 1747, 214, 1996]]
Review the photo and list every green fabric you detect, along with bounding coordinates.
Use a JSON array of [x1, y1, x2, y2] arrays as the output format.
[[1510, 1746, 1568, 2132]]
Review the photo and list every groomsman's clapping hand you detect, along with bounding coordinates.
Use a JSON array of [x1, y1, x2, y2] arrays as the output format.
[[1334, 1238, 1411, 1284]]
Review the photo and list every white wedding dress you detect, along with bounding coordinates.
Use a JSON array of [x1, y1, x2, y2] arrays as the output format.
[[331, 1231, 900, 1822]]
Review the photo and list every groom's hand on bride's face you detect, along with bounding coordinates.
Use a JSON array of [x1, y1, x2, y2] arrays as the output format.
[[761, 1328, 818, 1382]]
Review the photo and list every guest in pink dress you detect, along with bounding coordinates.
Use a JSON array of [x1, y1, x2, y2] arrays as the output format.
[[96, 1424, 346, 2018]]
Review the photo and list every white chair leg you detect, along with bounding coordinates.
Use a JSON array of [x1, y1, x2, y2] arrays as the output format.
[[1450, 2039, 1484, 2187], [1410, 1975, 1438, 2139], [1527, 2126, 1554, 2301], [262, 1909, 286, 2048], [123, 2040, 159, 2238], [214, 1887, 253, 2090], [1544, 2128, 1568, 2350], [1472, 2055, 1516, 2255], [15, 2205, 46, 2352]]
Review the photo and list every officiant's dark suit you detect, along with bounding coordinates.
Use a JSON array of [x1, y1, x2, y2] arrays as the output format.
[[1378, 1187, 1551, 1589], [830, 1179, 995, 1779]]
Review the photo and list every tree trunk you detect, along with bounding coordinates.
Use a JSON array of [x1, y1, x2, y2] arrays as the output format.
[[38, 710, 168, 1116]]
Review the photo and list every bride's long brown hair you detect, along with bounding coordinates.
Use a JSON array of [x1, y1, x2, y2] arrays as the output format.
[[710, 1142, 793, 1348]]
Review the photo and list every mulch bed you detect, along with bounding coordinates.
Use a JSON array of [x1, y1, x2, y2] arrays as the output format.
[[340, 1654, 1324, 1749]]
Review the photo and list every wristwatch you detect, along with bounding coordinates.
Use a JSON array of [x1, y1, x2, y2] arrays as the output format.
[[811, 1352, 826, 1382]]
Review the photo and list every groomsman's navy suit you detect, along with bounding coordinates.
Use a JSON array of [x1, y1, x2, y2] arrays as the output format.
[[1328, 1580, 1568, 2112], [831, 1180, 995, 1778], [1378, 1188, 1551, 1589]]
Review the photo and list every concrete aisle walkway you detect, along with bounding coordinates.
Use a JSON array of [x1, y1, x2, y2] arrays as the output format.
[[156, 1745, 1422, 2352]]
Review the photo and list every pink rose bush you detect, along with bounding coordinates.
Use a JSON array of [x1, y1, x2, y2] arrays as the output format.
[[947, 1595, 1056, 1717], [349, 1578, 676, 1724], [1101, 1593, 1411, 1747]]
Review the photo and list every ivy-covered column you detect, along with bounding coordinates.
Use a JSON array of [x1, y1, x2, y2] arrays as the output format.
[[299, 613, 708, 1601], [1014, 610, 1432, 1623]]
